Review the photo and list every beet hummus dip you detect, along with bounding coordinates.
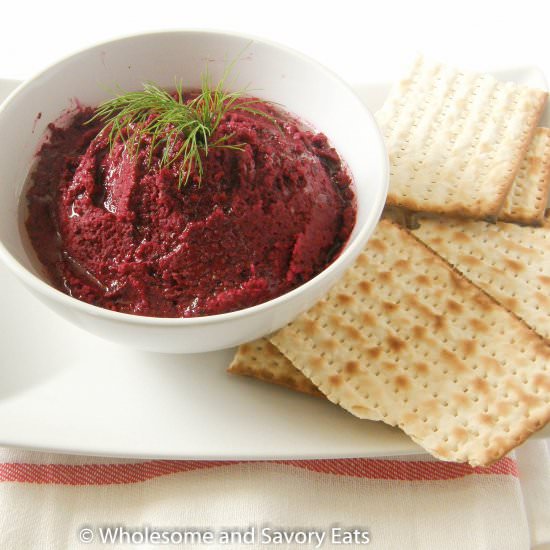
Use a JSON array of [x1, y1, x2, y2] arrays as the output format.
[[26, 95, 356, 317]]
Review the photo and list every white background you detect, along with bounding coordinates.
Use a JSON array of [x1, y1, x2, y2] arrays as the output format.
[[0, 4, 548, 547], [1, 0, 549, 85]]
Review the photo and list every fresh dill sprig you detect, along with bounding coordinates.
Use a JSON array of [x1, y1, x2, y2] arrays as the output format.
[[88, 63, 273, 188]]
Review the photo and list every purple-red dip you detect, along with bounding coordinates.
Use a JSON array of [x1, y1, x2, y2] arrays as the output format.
[[25, 97, 356, 317]]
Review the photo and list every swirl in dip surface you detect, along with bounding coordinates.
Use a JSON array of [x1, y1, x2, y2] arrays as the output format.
[[25, 97, 356, 317]]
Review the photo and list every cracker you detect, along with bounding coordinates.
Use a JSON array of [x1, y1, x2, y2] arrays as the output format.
[[375, 56, 547, 219], [269, 220, 550, 466], [499, 128, 550, 225], [228, 339, 323, 397], [412, 214, 550, 341]]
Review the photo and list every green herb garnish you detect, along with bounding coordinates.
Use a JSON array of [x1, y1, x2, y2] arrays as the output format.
[[89, 64, 273, 187]]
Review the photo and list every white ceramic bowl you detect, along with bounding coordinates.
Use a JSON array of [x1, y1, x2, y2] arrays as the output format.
[[0, 31, 388, 353]]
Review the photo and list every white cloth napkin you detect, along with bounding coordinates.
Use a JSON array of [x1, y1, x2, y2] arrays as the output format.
[[0, 440, 547, 550]]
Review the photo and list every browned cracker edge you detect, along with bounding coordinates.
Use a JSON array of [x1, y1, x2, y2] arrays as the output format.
[[387, 91, 548, 220], [269, 220, 550, 465], [227, 357, 324, 398], [500, 130, 550, 226]]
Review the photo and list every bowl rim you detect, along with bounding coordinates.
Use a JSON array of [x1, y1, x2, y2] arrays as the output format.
[[0, 28, 389, 326]]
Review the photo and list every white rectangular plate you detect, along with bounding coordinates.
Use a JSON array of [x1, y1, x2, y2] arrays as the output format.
[[0, 66, 548, 459]]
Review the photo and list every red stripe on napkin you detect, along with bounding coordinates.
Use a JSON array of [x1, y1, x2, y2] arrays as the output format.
[[274, 458, 518, 480], [0, 457, 518, 486]]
